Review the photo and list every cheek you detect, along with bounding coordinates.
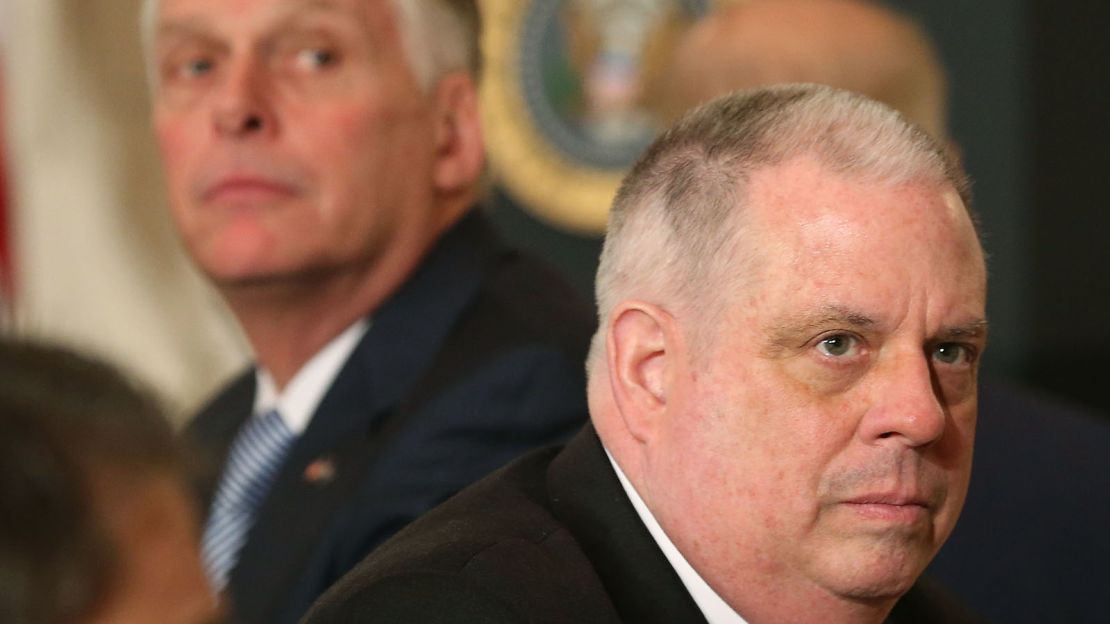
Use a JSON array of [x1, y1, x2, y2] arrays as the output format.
[[154, 116, 201, 190], [692, 370, 834, 502], [302, 107, 375, 159], [715, 371, 856, 521], [294, 106, 399, 204], [725, 355, 854, 442], [154, 123, 202, 237], [302, 91, 427, 156]]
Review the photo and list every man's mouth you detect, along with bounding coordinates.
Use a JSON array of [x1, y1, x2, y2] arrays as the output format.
[[841, 493, 932, 523], [202, 175, 301, 204]]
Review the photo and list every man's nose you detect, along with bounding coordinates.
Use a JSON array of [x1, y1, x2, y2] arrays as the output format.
[[858, 351, 947, 448], [212, 59, 274, 138]]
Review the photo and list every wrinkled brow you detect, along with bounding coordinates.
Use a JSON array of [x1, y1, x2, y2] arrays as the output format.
[[156, 0, 351, 38]]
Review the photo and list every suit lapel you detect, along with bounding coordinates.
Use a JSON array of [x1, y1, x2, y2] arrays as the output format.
[[547, 426, 708, 624], [227, 212, 508, 623]]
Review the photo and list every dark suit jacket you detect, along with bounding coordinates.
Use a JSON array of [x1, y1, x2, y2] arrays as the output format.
[[184, 212, 595, 624], [303, 425, 982, 624], [927, 380, 1110, 624]]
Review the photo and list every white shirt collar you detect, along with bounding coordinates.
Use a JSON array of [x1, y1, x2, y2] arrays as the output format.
[[605, 449, 749, 624], [253, 319, 370, 436]]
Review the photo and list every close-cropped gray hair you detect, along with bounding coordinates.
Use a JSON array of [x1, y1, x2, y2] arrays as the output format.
[[588, 83, 972, 371], [140, 0, 481, 91]]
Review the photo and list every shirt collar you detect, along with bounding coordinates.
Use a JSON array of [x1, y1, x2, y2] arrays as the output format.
[[253, 319, 370, 436], [605, 449, 749, 624]]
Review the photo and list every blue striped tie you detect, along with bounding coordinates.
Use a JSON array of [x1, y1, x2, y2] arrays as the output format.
[[201, 409, 294, 590]]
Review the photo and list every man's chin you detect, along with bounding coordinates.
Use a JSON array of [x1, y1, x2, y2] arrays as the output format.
[[205, 258, 346, 295], [833, 569, 919, 604], [812, 538, 934, 604], [200, 257, 280, 289], [209, 268, 314, 293], [189, 235, 291, 287]]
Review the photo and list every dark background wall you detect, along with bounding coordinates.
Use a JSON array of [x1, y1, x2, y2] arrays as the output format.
[[488, 0, 1110, 416], [1025, 1, 1110, 413]]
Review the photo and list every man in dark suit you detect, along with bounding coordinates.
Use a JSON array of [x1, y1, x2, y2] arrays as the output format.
[[144, 0, 592, 622], [660, 4, 1110, 621], [304, 84, 989, 623]]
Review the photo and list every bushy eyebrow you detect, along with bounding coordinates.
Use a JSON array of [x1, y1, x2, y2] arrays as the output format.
[[936, 319, 989, 342], [765, 305, 878, 352], [773, 305, 877, 334]]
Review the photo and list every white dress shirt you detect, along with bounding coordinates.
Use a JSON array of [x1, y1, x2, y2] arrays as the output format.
[[606, 450, 749, 624], [252, 320, 370, 435]]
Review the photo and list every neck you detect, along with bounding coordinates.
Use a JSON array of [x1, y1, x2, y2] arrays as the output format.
[[223, 201, 470, 388], [222, 268, 391, 389]]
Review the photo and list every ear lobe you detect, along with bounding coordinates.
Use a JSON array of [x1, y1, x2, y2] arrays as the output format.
[[430, 72, 485, 193], [606, 302, 679, 444]]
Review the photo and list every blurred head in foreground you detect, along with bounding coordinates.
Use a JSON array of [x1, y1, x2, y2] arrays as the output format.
[[660, 0, 948, 140], [0, 340, 218, 624]]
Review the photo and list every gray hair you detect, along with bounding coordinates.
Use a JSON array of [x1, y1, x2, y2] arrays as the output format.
[[588, 83, 972, 371], [140, 0, 480, 91]]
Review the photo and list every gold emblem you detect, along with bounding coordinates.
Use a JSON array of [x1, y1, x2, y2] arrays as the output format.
[[481, 0, 732, 233]]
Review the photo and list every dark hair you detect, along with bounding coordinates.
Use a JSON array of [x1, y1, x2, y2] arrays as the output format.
[[0, 339, 185, 624]]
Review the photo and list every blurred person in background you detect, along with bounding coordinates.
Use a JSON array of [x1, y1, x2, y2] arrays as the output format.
[[143, 0, 594, 622], [0, 339, 218, 624]]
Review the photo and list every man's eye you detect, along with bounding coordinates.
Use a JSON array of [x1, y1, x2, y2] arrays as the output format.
[[933, 343, 973, 365], [183, 57, 214, 77], [296, 48, 338, 69], [816, 334, 859, 358]]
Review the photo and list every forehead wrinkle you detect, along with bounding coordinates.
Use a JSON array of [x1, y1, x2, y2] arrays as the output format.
[[268, 0, 366, 24], [155, 21, 217, 51], [261, 1, 374, 50], [158, 0, 362, 37]]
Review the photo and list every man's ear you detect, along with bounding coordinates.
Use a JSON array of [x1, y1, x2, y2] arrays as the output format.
[[606, 302, 682, 445], [430, 72, 485, 194]]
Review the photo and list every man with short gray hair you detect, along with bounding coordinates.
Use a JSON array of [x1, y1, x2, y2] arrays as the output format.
[[144, 0, 594, 622], [304, 84, 985, 623]]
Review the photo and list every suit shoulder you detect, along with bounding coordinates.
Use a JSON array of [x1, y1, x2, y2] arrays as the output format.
[[364, 446, 564, 570], [304, 571, 527, 624], [311, 446, 619, 623]]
